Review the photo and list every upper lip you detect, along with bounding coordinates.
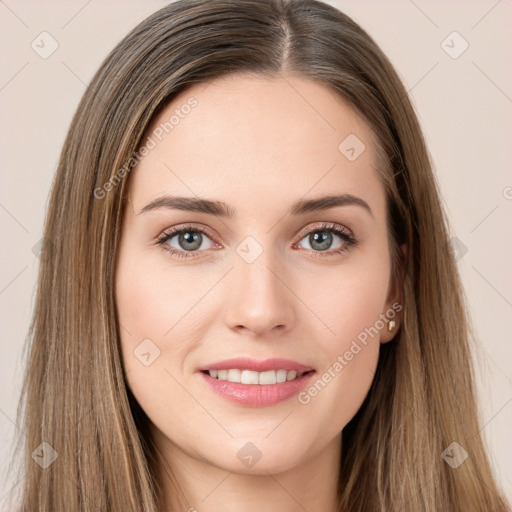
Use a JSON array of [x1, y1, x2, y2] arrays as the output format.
[[197, 357, 315, 373]]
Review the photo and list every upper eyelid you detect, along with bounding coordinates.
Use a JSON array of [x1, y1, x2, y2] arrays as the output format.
[[158, 222, 353, 246], [295, 222, 352, 239], [157, 224, 217, 244]]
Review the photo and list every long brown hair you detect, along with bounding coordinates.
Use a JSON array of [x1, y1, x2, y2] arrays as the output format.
[[11, 0, 510, 510]]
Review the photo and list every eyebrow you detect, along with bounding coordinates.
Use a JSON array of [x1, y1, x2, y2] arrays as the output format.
[[138, 193, 373, 218]]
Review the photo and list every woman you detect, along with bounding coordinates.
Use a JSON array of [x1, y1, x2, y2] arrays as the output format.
[[11, 0, 510, 510]]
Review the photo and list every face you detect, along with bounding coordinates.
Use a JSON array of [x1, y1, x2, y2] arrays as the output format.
[[115, 73, 400, 476]]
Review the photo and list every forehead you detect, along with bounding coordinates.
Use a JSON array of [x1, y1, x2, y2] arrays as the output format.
[[129, 73, 386, 218]]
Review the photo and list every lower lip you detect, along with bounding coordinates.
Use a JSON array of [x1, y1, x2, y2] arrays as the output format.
[[198, 370, 316, 407]]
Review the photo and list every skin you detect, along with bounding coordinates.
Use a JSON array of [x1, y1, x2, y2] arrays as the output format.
[[115, 73, 402, 512]]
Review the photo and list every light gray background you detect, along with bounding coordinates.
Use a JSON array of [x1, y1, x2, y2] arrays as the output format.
[[1, 0, 511, 507]]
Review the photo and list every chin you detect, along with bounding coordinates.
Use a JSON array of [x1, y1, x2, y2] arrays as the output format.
[[202, 440, 308, 476]]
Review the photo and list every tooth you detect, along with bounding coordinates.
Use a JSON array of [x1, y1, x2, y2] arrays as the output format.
[[259, 370, 277, 385], [240, 370, 259, 384], [276, 369, 287, 383], [286, 370, 297, 381], [227, 369, 241, 383], [207, 368, 306, 384]]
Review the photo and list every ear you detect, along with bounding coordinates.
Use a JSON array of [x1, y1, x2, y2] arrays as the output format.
[[380, 243, 407, 344]]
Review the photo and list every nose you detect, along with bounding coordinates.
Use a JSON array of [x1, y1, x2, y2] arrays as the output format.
[[223, 249, 296, 337]]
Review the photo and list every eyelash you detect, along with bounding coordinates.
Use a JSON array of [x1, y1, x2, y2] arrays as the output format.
[[155, 222, 358, 260]]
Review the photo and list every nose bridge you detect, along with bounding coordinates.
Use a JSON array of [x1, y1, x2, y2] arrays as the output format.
[[224, 237, 295, 334]]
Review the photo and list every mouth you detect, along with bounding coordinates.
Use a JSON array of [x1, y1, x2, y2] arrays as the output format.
[[200, 368, 315, 385], [197, 359, 317, 407]]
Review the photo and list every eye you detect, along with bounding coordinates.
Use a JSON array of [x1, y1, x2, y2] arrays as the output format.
[[155, 222, 358, 260], [294, 222, 358, 257], [155, 224, 218, 259]]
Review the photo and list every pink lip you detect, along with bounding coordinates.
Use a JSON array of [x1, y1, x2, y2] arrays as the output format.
[[198, 370, 316, 407], [197, 357, 314, 373]]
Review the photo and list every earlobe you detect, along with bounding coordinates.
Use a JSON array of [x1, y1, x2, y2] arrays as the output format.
[[380, 317, 399, 344], [380, 243, 407, 344]]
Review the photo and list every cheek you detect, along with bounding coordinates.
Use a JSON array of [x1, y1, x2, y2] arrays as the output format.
[[115, 253, 198, 428], [311, 246, 390, 347], [115, 238, 173, 372], [116, 270, 167, 354], [115, 246, 203, 351], [115, 246, 223, 400], [297, 250, 390, 418]]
